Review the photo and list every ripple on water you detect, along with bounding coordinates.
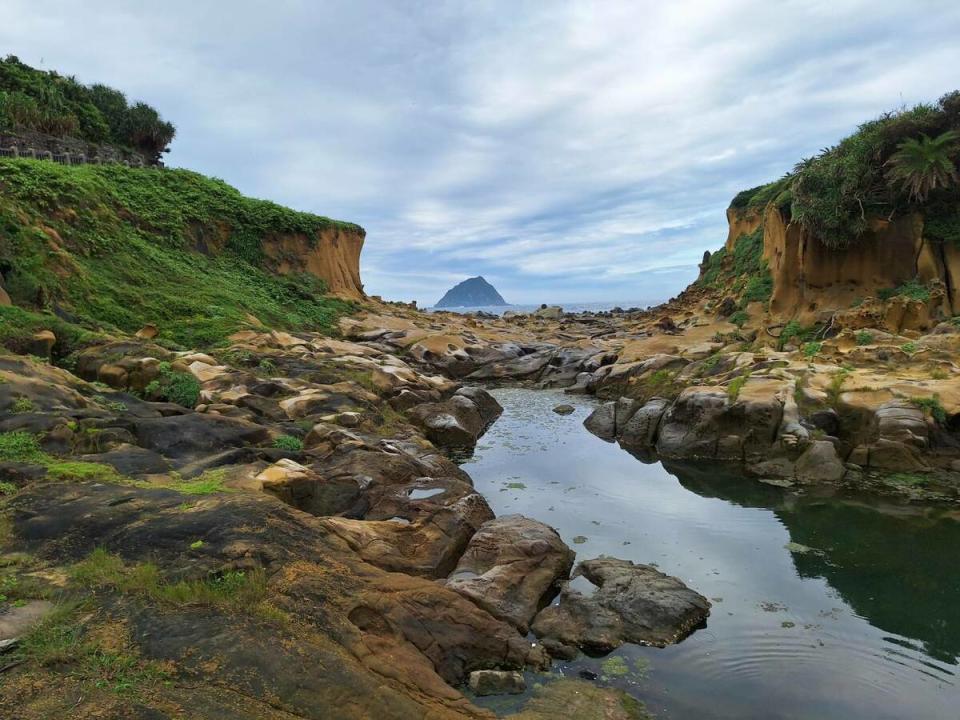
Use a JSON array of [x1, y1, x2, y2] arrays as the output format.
[[464, 387, 960, 719]]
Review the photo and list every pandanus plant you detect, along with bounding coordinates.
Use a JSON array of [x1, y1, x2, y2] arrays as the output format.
[[885, 130, 960, 202]]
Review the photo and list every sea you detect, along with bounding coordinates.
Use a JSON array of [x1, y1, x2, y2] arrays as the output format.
[[425, 300, 663, 316]]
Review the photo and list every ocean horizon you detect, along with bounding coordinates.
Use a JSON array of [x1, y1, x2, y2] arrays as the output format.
[[426, 299, 665, 315]]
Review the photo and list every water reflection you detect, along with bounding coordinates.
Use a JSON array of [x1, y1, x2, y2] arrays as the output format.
[[668, 460, 960, 666], [464, 387, 960, 719]]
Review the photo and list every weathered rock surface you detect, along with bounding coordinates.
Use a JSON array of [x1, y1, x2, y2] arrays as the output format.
[[531, 556, 711, 656], [468, 669, 525, 696], [447, 515, 575, 632]]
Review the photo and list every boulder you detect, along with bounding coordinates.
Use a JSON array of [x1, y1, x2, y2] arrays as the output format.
[[468, 670, 525, 696], [408, 390, 501, 449], [534, 306, 563, 320], [618, 398, 670, 449], [531, 556, 710, 655], [553, 404, 575, 415], [583, 401, 617, 440], [794, 440, 845, 483], [447, 515, 575, 632], [27, 330, 56, 358]]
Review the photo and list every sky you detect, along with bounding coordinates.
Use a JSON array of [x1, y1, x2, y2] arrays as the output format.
[[3, 1, 960, 307]]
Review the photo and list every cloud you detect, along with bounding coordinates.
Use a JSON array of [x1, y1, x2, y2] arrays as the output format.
[[3, 1, 960, 306]]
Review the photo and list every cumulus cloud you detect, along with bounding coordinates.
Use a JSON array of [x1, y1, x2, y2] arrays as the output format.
[[3, 0, 960, 305]]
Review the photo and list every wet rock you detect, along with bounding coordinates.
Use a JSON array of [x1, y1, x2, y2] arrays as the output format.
[[447, 514, 575, 632], [507, 679, 651, 720], [619, 398, 670, 449], [553, 404, 575, 415], [583, 401, 617, 440], [531, 556, 710, 654], [469, 670, 525, 696]]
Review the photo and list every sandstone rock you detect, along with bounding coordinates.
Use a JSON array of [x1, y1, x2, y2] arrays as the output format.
[[469, 670, 525, 696], [874, 401, 929, 448], [583, 401, 617, 440], [867, 438, 927, 471], [794, 440, 846, 483], [447, 514, 575, 632], [619, 398, 670, 449], [135, 324, 159, 339], [0, 284, 10, 306], [408, 390, 501, 449], [531, 556, 710, 655], [27, 330, 56, 358], [534, 306, 563, 320]]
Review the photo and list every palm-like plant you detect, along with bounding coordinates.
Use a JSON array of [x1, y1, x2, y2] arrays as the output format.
[[885, 130, 960, 202]]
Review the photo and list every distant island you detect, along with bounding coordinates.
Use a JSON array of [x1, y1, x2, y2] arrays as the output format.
[[435, 276, 508, 307]]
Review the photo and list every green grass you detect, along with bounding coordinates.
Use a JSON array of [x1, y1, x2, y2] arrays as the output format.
[[0, 431, 45, 462], [15, 599, 172, 695], [271, 435, 304, 451], [11, 396, 35, 412], [169, 468, 231, 495], [878, 279, 932, 303], [0, 158, 359, 349], [910, 395, 947, 423], [855, 330, 874, 346], [144, 361, 200, 407], [887, 472, 930, 487], [827, 369, 850, 407], [901, 341, 918, 354], [727, 373, 749, 402], [45, 461, 126, 483]]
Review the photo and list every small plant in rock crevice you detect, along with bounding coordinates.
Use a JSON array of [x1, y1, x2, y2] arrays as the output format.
[[144, 362, 200, 408]]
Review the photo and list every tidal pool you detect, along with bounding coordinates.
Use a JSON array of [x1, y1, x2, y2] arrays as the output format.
[[461, 387, 960, 719]]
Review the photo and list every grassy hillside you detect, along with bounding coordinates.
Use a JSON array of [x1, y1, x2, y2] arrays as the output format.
[[0, 158, 361, 353], [728, 91, 960, 249]]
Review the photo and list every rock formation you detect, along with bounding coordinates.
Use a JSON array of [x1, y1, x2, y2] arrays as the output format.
[[435, 276, 508, 308]]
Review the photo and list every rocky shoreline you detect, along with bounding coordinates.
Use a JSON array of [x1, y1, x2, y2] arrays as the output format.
[[3, 286, 960, 718], [1, 305, 716, 720]]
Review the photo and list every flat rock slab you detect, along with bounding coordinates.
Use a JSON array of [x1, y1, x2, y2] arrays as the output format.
[[446, 514, 574, 632], [0, 599, 54, 641], [532, 556, 710, 656]]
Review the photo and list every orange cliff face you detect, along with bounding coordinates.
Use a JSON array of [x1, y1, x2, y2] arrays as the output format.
[[726, 205, 960, 330], [262, 226, 366, 300]]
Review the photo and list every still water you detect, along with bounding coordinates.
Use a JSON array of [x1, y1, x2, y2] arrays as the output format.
[[461, 388, 960, 719]]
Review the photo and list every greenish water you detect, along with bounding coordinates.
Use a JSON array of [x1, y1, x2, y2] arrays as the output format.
[[462, 388, 960, 719]]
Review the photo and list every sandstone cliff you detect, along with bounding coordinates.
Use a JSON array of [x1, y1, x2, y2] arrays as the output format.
[[263, 226, 365, 300], [724, 205, 960, 329]]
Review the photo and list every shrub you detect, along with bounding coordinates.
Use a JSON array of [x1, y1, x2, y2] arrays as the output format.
[[729, 310, 749, 328], [0, 55, 175, 160], [877, 279, 931, 303], [901, 341, 918, 354], [855, 331, 874, 346], [272, 435, 303, 452], [802, 341, 822, 359], [144, 362, 200, 408], [742, 274, 773, 304], [911, 395, 947, 423]]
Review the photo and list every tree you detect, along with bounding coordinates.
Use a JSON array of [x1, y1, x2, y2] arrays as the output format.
[[885, 130, 960, 202]]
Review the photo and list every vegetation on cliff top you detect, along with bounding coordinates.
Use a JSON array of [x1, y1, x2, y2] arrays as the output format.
[[730, 91, 960, 249], [0, 158, 360, 350], [0, 56, 176, 162]]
